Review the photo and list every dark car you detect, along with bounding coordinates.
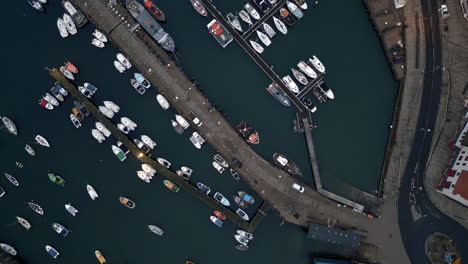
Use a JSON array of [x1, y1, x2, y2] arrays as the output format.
[[232, 158, 243, 168]]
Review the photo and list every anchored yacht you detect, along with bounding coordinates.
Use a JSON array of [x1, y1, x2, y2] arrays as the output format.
[[297, 61, 317, 79], [282, 75, 299, 93]]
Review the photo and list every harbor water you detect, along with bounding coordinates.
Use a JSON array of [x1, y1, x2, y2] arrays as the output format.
[[0, 1, 396, 263]]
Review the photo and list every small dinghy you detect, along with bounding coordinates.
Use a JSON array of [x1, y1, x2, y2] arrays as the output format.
[[5, 173, 19, 187], [210, 216, 223, 227], [171, 119, 184, 134], [237, 230, 254, 240], [141, 135, 156, 149], [213, 192, 230, 206], [60, 66, 75, 80], [63, 13, 77, 35], [142, 164, 156, 175], [137, 171, 152, 183], [250, 40, 264, 54], [15, 162, 23, 168], [236, 208, 249, 221], [92, 129, 105, 143], [212, 161, 225, 173], [157, 158, 171, 168], [45, 245, 59, 259], [93, 29, 108, 42], [148, 225, 164, 236], [84, 83, 98, 94], [163, 180, 180, 192], [103, 101, 119, 113], [92, 38, 105, 48], [131, 79, 146, 95], [114, 60, 126, 73], [43, 93, 59, 106], [86, 184, 99, 200], [119, 196, 136, 209], [239, 10, 252, 25], [156, 94, 170, 110], [230, 168, 240, 181], [55, 82, 68, 96], [235, 234, 249, 246], [176, 170, 190, 180], [121, 117, 137, 130], [117, 123, 130, 134], [57, 18, 68, 38], [99, 106, 114, 118], [66, 61, 79, 73], [134, 73, 151, 88], [52, 223, 69, 236], [196, 182, 211, 195], [35, 135, 50, 147], [28, 201, 44, 215], [95, 122, 111, 137], [238, 191, 255, 204], [65, 203, 78, 216], [0, 243, 17, 256], [214, 210, 226, 220], [95, 250, 107, 264], [116, 53, 132, 69], [112, 145, 126, 161], [181, 166, 193, 176], [70, 114, 81, 128], [16, 216, 31, 230], [233, 195, 248, 209]]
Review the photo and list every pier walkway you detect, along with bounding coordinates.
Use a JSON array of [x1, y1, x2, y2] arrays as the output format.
[[75, 0, 374, 234], [241, 0, 286, 39]]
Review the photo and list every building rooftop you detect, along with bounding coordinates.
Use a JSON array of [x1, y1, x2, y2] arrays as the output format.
[[453, 170, 468, 201]]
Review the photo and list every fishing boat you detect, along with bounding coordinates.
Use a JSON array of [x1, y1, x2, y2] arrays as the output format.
[[66, 61, 79, 73], [28, 0, 44, 12], [175, 115, 190, 129], [131, 79, 147, 95], [43, 93, 59, 106], [114, 60, 126, 73], [28, 201, 44, 215], [282, 75, 299, 93], [52, 223, 69, 236], [230, 168, 240, 181], [189, 0, 207, 16], [317, 81, 334, 100], [0, 243, 17, 256], [60, 66, 75, 80], [5, 173, 19, 186], [134, 139, 151, 154], [279, 8, 295, 26], [295, 0, 308, 10], [171, 120, 184, 134], [196, 182, 211, 195], [93, 29, 108, 42], [234, 234, 249, 246], [263, 22, 276, 38], [308, 56, 325, 73], [286, 1, 303, 19], [65, 203, 79, 216], [272, 16, 288, 34], [213, 192, 230, 206], [63, 13, 77, 35], [117, 123, 130, 134], [257, 30, 271, 46], [238, 10, 252, 25], [273, 153, 302, 176], [291, 68, 309, 85], [48, 173, 65, 186], [1, 116, 17, 135], [163, 180, 180, 192], [266, 83, 291, 107], [237, 230, 254, 240], [227, 13, 242, 32], [112, 145, 126, 161], [141, 135, 157, 149], [238, 191, 255, 204], [87, 184, 99, 200], [212, 161, 225, 173], [236, 208, 249, 221], [134, 73, 151, 88], [143, 0, 166, 22], [181, 166, 193, 176], [142, 164, 156, 176], [137, 171, 152, 183], [95, 122, 111, 137], [92, 129, 105, 143], [233, 195, 247, 209], [244, 3, 260, 20], [236, 121, 260, 144], [39, 99, 53, 110], [50, 86, 64, 102], [119, 196, 136, 209], [92, 38, 105, 48], [157, 158, 171, 168], [156, 94, 170, 110], [70, 114, 81, 128], [148, 225, 164, 236], [55, 82, 68, 96], [117, 53, 132, 69], [99, 106, 114, 118], [16, 216, 31, 230], [297, 60, 317, 78], [210, 216, 223, 227], [95, 250, 107, 264], [34, 135, 50, 147], [57, 18, 68, 38], [45, 245, 59, 259], [176, 170, 190, 180], [250, 40, 264, 54], [214, 210, 226, 220], [236, 244, 249, 251]]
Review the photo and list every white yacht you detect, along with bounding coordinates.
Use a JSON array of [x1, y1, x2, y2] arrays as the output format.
[[297, 61, 317, 79], [0, 243, 17, 256], [93, 29, 108, 42], [86, 184, 99, 200], [62, 14, 77, 35], [114, 60, 125, 73], [65, 204, 79, 216], [227, 13, 243, 32], [79, 86, 92, 98], [212, 161, 225, 173], [156, 94, 170, 110], [141, 135, 157, 149], [250, 40, 264, 54], [273, 16, 287, 34], [103, 101, 120, 113], [43, 93, 59, 106], [142, 164, 156, 176], [99, 106, 114, 118], [117, 123, 130, 134], [181, 166, 194, 176], [291, 68, 308, 85], [244, 3, 260, 20], [91, 129, 105, 143], [137, 171, 152, 183], [263, 23, 276, 38], [282, 75, 299, 93], [175, 115, 190, 129], [95, 122, 111, 137], [157, 158, 171, 168], [121, 117, 137, 130], [295, 0, 308, 9], [239, 10, 252, 25], [257, 30, 271, 46], [116, 53, 132, 69], [189, 132, 202, 149], [309, 56, 325, 73], [318, 82, 335, 100], [92, 38, 105, 48], [57, 18, 68, 38]]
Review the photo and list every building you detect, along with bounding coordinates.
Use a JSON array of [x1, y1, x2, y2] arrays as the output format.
[[437, 112, 468, 207], [394, 0, 407, 9], [461, 0, 468, 21]]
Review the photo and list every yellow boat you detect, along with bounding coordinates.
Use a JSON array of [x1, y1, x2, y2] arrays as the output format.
[[95, 250, 106, 263]]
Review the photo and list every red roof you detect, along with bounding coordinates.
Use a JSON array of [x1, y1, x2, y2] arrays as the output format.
[[453, 170, 468, 200]]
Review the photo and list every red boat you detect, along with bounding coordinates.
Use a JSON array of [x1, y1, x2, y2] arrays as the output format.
[[38, 99, 53, 110], [237, 121, 260, 144], [144, 0, 166, 22], [214, 210, 226, 220], [65, 62, 79, 74]]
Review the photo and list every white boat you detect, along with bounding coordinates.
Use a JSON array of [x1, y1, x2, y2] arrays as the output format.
[[52, 223, 69, 236], [114, 60, 125, 73], [93, 29, 108, 42], [212, 161, 225, 173], [249, 40, 264, 54], [60, 66, 75, 80], [244, 3, 260, 20], [193, 132, 205, 145], [291, 68, 308, 85], [117, 123, 129, 134], [70, 114, 81, 128], [273, 16, 287, 35], [286, 1, 303, 19], [263, 23, 276, 38], [79, 86, 92, 98], [43, 93, 59, 107], [238, 10, 252, 25], [99, 106, 114, 118], [175, 115, 190, 129], [189, 132, 202, 149], [309, 56, 325, 73], [45, 245, 59, 259], [116, 53, 132, 69], [148, 225, 164, 236], [16, 216, 31, 230], [29, 0, 43, 11], [0, 243, 17, 256], [95, 122, 111, 137], [65, 203, 79, 216], [35, 135, 50, 147], [227, 13, 243, 32], [62, 13, 77, 35], [121, 117, 137, 130], [157, 158, 171, 168], [57, 18, 68, 38], [237, 230, 254, 240], [236, 208, 250, 221], [91, 129, 105, 143], [25, 144, 35, 156], [295, 0, 308, 10], [156, 94, 170, 110], [234, 234, 249, 246], [141, 135, 156, 149], [142, 164, 156, 176], [92, 38, 105, 48], [318, 82, 334, 100], [84, 83, 98, 94], [256, 30, 271, 46], [137, 170, 152, 183], [103, 101, 120, 113], [297, 61, 317, 79], [86, 184, 99, 200], [1, 116, 17, 135], [181, 166, 193, 176], [282, 75, 299, 93]]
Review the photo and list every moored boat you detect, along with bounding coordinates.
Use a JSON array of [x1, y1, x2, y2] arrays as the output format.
[[239, 10, 252, 25], [230, 168, 240, 181], [237, 230, 254, 240], [142, 164, 156, 176], [117, 123, 130, 134], [60, 66, 75, 80], [181, 166, 193, 176], [83, 83, 98, 94], [48, 173, 65, 186], [55, 82, 68, 96], [266, 83, 291, 106], [308, 55, 325, 73], [28, 0, 44, 12], [256, 30, 271, 46], [210, 216, 223, 227], [50, 86, 64, 102], [196, 182, 211, 194], [45, 245, 59, 259], [175, 115, 190, 129], [295, 0, 308, 10], [137, 170, 152, 183], [213, 192, 230, 206], [236, 121, 260, 144], [70, 114, 81, 128], [43, 93, 59, 106], [207, 19, 233, 48], [95, 250, 107, 264], [176, 170, 190, 180], [134, 73, 151, 88], [112, 145, 126, 161], [234, 234, 249, 246], [253, 0, 270, 13], [1, 116, 17, 135], [250, 40, 264, 54], [16, 216, 31, 230], [286, 1, 303, 19], [171, 119, 184, 134], [62, 0, 88, 27], [279, 8, 295, 26], [227, 13, 242, 32], [131, 79, 147, 95], [52, 223, 69, 236], [318, 81, 334, 100], [92, 129, 105, 143], [273, 153, 302, 176], [148, 225, 164, 236], [65, 203, 79, 216], [92, 38, 105, 48], [238, 191, 255, 204], [114, 60, 126, 73], [35, 135, 50, 147], [39, 99, 53, 110], [263, 22, 276, 38], [66, 61, 79, 73], [244, 3, 260, 20], [93, 29, 108, 42], [5, 173, 19, 186], [236, 208, 249, 221], [99, 106, 114, 118], [214, 210, 226, 220], [117, 53, 132, 69], [141, 135, 157, 149], [143, 0, 166, 22], [233, 195, 248, 209], [156, 94, 170, 110], [134, 139, 151, 153], [282, 75, 299, 93], [236, 244, 249, 251], [272, 16, 287, 35], [63, 13, 77, 35], [0, 243, 17, 256], [291, 68, 309, 85], [189, 0, 207, 16], [103, 101, 119, 113], [163, 180, 180, 192], [212, 161, 225, 173], [119, 196, 136, 209], [298, 60, 317, 79], [28, 201, 44, 215], [57, 18, 68, 38], [95, 122, 111, 137], [86, 184, 99, 200], [213, 154, 228, 167]]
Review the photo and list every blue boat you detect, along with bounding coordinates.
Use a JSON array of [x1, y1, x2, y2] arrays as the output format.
[[84, 83, 98, 94], [197, 182, 211, 195], [286, 1, 303, 19], [52, 223, 69, 236], [134, 73, 151, 89], [45, 245, 59, 259], [238, 191, 255, 204], [213, 192, 230, 206], [210, 216, 223, 227], [54, 82, 68, 96]]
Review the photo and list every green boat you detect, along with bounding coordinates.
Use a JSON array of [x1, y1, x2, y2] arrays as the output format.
[[163, 180, 179, 192], [48, 173, 65, 186]]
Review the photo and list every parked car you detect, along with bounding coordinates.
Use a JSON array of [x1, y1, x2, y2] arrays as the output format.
[[187, 112, 202, 127], [292, 183, 304, 193]]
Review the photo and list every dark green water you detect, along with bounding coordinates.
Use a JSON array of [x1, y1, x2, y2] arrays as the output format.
[[0, 0, 395, 263]]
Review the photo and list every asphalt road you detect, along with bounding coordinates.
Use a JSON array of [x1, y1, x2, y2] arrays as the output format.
[[398, 0, 468, 262]]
